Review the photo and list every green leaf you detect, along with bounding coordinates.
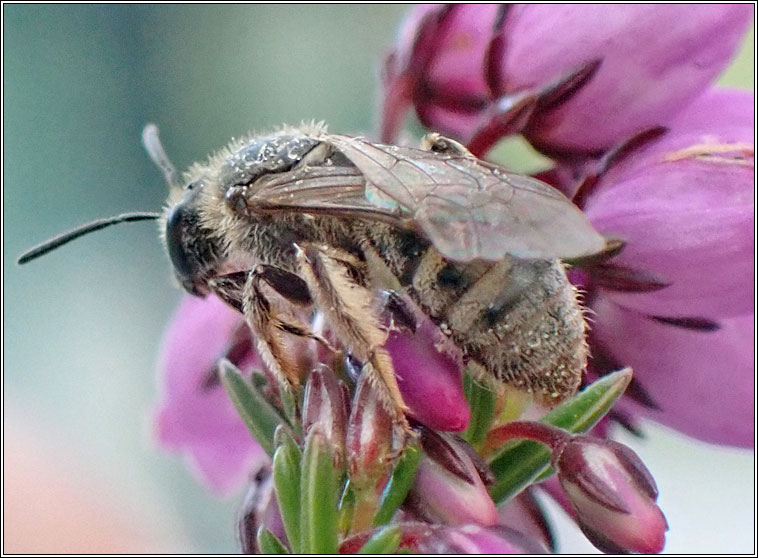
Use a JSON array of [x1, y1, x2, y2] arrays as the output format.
[[489, 368, 632, 504], [279, 383, 302, 438], [256, 528, 289, 554], [461, 372, 498, 449], [273, 427, 303, 554], [219, 360, 282, 456], [338, 480, 356, 536], [357, 525, 402, 555], [300, 429, 339, 554], [373, 445, 421, 527]]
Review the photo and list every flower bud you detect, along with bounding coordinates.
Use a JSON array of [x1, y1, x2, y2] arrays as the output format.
[[236, 467, 286, 553], [404, 427, 497, 526], [302, 365, 349, 468], [346, 373, 396, 491], [556, 436, 668, 553], [424, 524, 550, 554], [497, 490, 555, 552], [384, 307, 470, 432]]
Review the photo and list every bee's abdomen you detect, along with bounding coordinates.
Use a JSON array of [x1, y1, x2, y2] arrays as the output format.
[[365, 226, 587, 405], [409, 245, 586, 405], [459, 259, 587, 405]]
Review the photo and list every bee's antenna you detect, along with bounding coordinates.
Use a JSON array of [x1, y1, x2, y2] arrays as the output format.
[[17, 212, 161, 265], [142, 123, 182, 190]]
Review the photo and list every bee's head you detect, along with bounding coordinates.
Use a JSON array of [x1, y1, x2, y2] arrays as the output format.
[[142, 123, 228, 297], [162, 180, 224, 296], [147, 123, 330, 298]]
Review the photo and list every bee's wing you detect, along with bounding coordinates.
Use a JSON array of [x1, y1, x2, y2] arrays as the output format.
[[252, 135, 606, 262], [249, 166, 409, 226], [327, 136, 607, 262]]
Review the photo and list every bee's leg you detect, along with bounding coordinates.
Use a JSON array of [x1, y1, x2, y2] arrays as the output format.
[[207, 271, 248, 312], [420, 132, 472, 156], [209, 267, 332, 388], [209, 267, 325, 342], [295, 243, 410, 427], [379, 290, 418, 333], [360, 241, 418, 334]]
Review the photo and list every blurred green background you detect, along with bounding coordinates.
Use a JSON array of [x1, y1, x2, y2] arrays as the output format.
[[3, 5, 754, 553]]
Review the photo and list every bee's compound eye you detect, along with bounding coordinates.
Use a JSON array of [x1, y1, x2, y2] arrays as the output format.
[[165, 202, 198, 280]]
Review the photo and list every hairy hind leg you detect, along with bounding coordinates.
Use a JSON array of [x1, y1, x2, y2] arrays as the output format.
[[294, 243, 410, 429]]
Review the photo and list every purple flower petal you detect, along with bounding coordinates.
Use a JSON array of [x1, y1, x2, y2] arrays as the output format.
[[592, 88, 755, 184], [664, 87, 756, 135], [154, 295, 267, 495], [592, 294, 754, 448], [383, 5, 752, 154], [584, 89, 754, 318], [503, 5, 752, 152]]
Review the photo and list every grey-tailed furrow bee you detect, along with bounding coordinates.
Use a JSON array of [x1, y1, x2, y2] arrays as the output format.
[[149, 122, 608, 422], [19, 122, 609, 425]]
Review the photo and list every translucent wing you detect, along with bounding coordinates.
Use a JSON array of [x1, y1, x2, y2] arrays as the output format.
[[252, 135, 606, 262]]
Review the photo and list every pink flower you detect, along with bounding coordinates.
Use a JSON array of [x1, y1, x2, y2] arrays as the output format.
[[382, 5, 752, 155], [570, 88, 754, 447], [404, 427, 497, 526], [154, 295, 267, 494], [556, 435, 668, 554], [592, 296, 754, 447], [385, 309, 470, 432], [581, 88, 754, 318]]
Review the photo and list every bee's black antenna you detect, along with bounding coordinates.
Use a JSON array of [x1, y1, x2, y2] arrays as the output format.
[[17, 212, 161, 264], [142, 123, 182, 190]]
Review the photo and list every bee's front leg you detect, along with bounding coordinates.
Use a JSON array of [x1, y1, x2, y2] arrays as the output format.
[[209, 266, 332, 388], [295, 243, 410, 428]]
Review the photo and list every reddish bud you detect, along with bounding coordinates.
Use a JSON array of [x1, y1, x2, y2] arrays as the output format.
[[302, 365, 349, 468], [346, 374, 396, 491], [236, 467, 286, 553], [385, 307, 470, 432], [556, 436, 668, 553], [339, 522, 548, 554], [404, 427, 498, 526]]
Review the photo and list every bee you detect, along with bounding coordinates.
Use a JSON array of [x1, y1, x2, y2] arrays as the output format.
[[19, 122, 608, 424]]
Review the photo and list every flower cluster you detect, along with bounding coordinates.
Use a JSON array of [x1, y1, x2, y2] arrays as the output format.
[[381, 3, 754, 447], [153, 5, 753, 554]]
